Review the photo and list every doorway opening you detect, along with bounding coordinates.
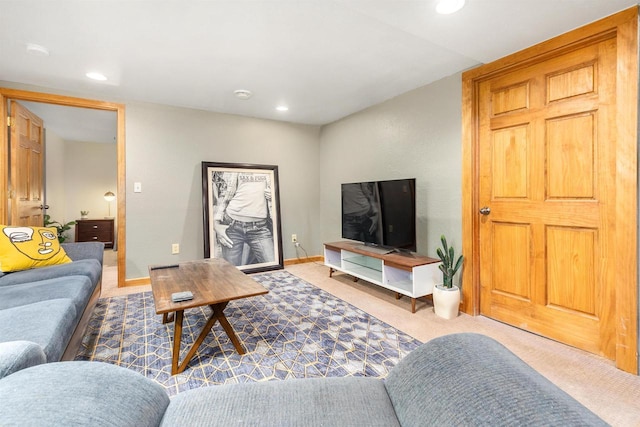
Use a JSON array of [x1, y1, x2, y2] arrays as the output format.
[[0, 88, 126, 287]]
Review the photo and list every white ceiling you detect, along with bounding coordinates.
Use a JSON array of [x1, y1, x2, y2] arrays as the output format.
[[1, 0, 637, 141]]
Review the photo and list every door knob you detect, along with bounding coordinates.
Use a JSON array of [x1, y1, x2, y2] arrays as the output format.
[[39, 204, 50, 210], [479, 206, 491, 215]]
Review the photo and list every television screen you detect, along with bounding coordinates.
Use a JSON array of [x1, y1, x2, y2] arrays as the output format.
[[341, 178, 416, 251]]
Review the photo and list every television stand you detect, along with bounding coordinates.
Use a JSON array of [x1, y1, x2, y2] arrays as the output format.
[[323, 241, 441, 313]]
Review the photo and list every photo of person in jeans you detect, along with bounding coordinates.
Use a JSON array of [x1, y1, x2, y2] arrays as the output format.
[[211, 171, 275, 266]]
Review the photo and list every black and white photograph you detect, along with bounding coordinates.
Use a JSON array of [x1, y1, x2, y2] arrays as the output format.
[[202, 161, 283, 274]]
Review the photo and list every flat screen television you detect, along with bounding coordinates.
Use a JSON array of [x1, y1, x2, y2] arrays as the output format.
[[341, 178, 416, 252]]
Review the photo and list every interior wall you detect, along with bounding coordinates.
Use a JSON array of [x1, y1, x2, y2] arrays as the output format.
[[63, 140, 117, 240], [125, 101, 321, 278], [44, 129, 67, 226], [3, 77, 455, 280], [318, 72, 463, 259]]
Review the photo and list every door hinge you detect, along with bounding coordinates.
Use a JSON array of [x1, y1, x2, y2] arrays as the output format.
[[7, 116, 13, 127]]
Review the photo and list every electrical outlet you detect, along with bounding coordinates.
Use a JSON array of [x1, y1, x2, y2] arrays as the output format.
[[172, 243, 180, 254], [291, 234, 297, 243]]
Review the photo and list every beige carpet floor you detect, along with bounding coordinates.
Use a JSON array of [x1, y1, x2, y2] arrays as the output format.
[[102, 252, 640, 426]]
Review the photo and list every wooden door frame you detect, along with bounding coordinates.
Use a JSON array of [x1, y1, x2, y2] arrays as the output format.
[[461, 7, 638, 373], [1, 88, 126, 288]]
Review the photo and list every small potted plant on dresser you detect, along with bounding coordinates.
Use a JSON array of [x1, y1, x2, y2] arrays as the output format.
[[433, 235, 464, 319]]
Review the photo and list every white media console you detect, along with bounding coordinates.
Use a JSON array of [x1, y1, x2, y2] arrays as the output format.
[[323, 241, 442, 313]]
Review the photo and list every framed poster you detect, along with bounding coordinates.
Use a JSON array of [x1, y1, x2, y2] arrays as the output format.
[[201, 161, 284, 274]]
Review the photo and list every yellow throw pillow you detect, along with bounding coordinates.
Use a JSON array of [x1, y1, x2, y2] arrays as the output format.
[[0, 226, 72, 273]]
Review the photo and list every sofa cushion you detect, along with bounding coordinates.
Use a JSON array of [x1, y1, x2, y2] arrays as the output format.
[[384, 333, 606, 426], [160, 377, 400, 427], [0, 258, 101, 288], [0, 226, 71, 273], [0, 361, 170, 427], [61, 241, 105, 266], [0, 299, 78, 362], [0, 275, 95, 315], [0, 341, 46, 379]]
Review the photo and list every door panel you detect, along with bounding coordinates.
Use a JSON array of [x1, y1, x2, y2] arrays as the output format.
[[546, 114, 595, 199], [478, 39, 616, 358], [547, 226, 597, 315], [491, 222, 530, 299], [492, 126, 529, 198], [10, 101, 44, 226]]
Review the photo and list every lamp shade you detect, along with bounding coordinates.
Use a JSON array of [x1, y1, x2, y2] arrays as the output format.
[[104, 191, 116, 202]]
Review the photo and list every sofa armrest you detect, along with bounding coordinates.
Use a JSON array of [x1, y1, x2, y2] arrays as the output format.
[[384, 333, 607, 426], [0, 341, 46, 379], [61, 242, 105, 266], [0, 362, 170, 426]]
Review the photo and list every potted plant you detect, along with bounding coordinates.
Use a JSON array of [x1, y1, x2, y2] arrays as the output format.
[[433, 234, 464, 319], [44, 215, 77, 243], [80, 210, 89, 219]]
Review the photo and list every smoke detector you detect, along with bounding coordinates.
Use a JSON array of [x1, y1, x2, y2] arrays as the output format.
[[234, 89, 253, 100]]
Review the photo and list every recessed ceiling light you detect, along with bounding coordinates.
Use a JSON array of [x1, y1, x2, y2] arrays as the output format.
[[436, 0, 465, 14], [86, 72, 107, 81], [25, 43, 49, 56], [276, 105, 289, 112], [234, 89, 253, 100]]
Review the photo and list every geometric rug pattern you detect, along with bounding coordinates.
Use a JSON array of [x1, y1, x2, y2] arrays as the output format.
[[75, 270, 422, 396]]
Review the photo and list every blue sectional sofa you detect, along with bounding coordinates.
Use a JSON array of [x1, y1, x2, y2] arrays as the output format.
[[0, 242, 104, 378], [0, 333, 606, 426]]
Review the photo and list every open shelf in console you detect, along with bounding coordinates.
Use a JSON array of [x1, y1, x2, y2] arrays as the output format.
[[342, 251, 383, 283], [383, 264, 414, 295]]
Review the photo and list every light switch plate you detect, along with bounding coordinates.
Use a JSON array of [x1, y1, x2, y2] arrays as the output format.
[[134, 182, 142, 193]]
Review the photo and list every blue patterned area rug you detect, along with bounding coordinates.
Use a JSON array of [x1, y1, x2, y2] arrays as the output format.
[[76, 270, 421, 395]]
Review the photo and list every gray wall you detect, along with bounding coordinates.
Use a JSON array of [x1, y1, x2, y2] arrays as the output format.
[[2, 75, 462, 279], [63, 140, 117, 227], [318, 73, 463, 258], [44, 130, 67, 225], [45, 131, 117, 242], [125, 102, 321, 278]]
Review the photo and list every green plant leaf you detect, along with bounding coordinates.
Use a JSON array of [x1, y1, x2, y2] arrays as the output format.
[[453, 255, 464, 275], [440, 235, 448, 254]]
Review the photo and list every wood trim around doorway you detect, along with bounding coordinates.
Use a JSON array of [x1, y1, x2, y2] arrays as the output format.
[[0, 88, 127, 289], [461, 7, 638, 373]]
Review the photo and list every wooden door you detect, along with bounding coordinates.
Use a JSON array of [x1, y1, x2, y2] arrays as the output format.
[[9, 101, 45, 226], [477, 37, 617, 357]]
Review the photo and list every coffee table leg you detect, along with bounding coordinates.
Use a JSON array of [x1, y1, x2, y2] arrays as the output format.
[[176, 308, 221, 373], [211, 303, 245, 355], [171, 310, 184, 375], [170, 302, 247, 374]]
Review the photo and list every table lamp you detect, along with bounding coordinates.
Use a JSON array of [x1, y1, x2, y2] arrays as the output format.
[[104, 191, 116, 218]]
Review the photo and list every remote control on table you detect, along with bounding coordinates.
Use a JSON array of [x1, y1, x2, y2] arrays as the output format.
[[171, 291, 194, 302]]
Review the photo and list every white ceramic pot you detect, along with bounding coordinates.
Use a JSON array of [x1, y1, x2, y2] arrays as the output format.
[[433, 284, 460, 319]]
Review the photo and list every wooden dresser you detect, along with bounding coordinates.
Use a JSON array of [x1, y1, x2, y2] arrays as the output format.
[[75, 219, 114, 248]]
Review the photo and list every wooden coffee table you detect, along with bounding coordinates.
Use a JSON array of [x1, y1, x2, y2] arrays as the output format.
[[148, 258, 268, 375]]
